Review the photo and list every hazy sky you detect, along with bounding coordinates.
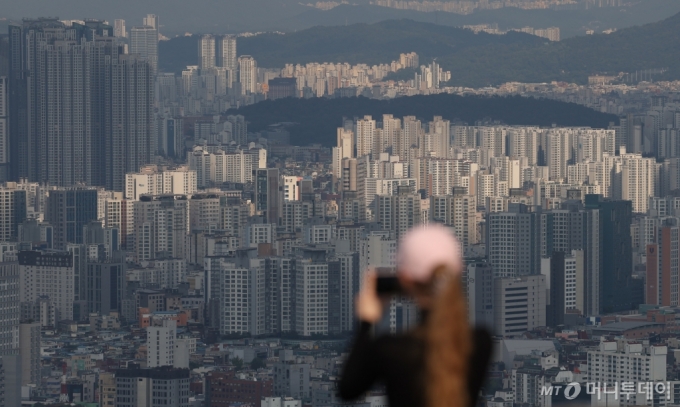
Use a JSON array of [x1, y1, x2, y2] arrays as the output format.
[[0, 0, 341, 34], [2, 0, 680, 36]]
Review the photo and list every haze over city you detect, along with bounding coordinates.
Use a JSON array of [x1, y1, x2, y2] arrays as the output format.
[[1, 1, 680, 406]]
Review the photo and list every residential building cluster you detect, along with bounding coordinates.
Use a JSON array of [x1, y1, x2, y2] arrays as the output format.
[[0, 105, 678, 405], [159, 47, 451, 115], [3, 10, 680, 407], [463, 24, 561, 41]]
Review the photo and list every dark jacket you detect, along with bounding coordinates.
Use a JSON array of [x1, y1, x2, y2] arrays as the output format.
[[339, 321, 493, 407]]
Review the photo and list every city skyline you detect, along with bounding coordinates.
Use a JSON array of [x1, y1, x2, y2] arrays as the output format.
[[0, 4, 680, 407]]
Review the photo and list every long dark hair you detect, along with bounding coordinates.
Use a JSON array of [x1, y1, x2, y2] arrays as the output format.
[[425, 266, 472, 407]]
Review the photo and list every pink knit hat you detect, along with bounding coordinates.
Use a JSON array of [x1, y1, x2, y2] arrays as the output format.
[[396, 225, 463, 282]]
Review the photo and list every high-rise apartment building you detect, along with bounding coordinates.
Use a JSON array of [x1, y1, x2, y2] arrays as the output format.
[[430, 189, 477, 248], [294, 259, 329, 336], [130, 25, 158, 74], [487, 203, 541, 278], [0, 76, 8, 181], [188, 146, 265, 187], [0, 187, 27, 242], [356, 116, 376, 157], [333, 129, 354, 181], [18, 250, 75, 321], [46, 188, 98, 250], [587, 341, 667, 407], [608, 149, 658, 213], [19, 322, 40, 386], [464, 261, 494, 329], [147, 319, 177, 368], [0, 263, 19, 355], [226, 115, 248, 146], [218, 35, 237, 71], [238, 56, 257, 95], [125, 165, 197, 200], [542, 251, 582, 327], [199, 35, 216, 70], [255, 169, 280, 225], [334, 253, 360, 332], [585, 194, 634, 314], [189, 194, 222, 231], [114, 19, 126, 37], [646, 217, 680, 306], [143, 14, 159, 30], [374, 187, 422, 240], [87, 258, 126, 315], [359, 231, 396, 274], [8, 19, 154, 189], [158, 116, 184, 158], [211, 258, 268, 336], [427, 116, 451, 158], [133, 195, 189, 261]]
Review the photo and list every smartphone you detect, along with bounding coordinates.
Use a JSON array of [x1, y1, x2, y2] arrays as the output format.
[[376, 275, 403, 296]]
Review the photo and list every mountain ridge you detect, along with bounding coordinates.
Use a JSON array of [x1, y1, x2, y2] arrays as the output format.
[[160, 13, 680, 86], [225, 94, 619, 147]]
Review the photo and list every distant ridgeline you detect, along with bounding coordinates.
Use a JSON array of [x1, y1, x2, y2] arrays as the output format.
[[160, 13, 680, 87], [226, 94, 618, 147]]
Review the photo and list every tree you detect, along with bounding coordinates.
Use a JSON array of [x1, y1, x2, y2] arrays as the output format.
[[250, 357, 267, 370], [231, 357, 244, 371]]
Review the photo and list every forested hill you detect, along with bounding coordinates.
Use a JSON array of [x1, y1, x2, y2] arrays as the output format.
[[441, 10, 680, 86], [226, 94, 618, 147], [158, 20, 543, 74], [236, 20, 542, 68], [160, 12, 680, 86]]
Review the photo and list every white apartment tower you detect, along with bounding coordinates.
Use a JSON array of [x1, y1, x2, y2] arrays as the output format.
[[125, 165, 197, 200], [208, 258, 267, 336], [147, 319, 177, 368], [199, 34, 216, 70], [142, 14, 159, 30], [218, 35, 237, 71], [188, 146, 266, 187], [587, 341, 667, 407], [356, 116, 376, 157], [294, 260, 329, 336], [114, 19, 126, 38], [333, 128, 354, 179], [546, 130, 571, 181], [359, 231, 396, 274], [239, 56, 257, 95]]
